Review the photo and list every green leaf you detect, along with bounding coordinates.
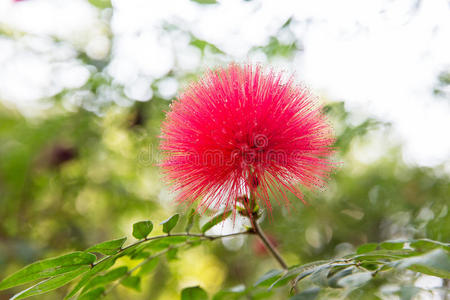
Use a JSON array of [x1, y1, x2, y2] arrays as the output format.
[[86, 237, 127, 255], [358, 261, 382, 271], [81, 266, 128, 294], [132, 221, 153, 239], [87, 0, 111, 9], [309, 265, 332, 287], [190, 38, 223, 54], [158, 236, 191, 244], [138, 257, 159, 276], [144, 236, 192, 251], [201, 211, 232, 233], [391, 248, 450, 278], [337, 272, 372, 288], [292, 268, 317, 287], [352, 249, 414, 261], [190, 0, 217, 4], [167, 248, 178, 261], [253, 269, 283, 287], [327, 266, 355, 288], [185, 209, 196, 233], [269, 261, 328, 290], [130, 251, 151, 260], [10, 266, 89, 300], [0, 252, 96, 291], [181, 286, 209, 300], [115, 243, 142, 259], [289, 287, 320, 300], [213, 285, 247, 300], [64, 257, 115, 299], [380, 241, 405, 250], [356, 243, 378, 254], [121, 244, 147, 260], [78, 287, 105, 300], [410, 239, 450, 252], [160, 214, 180, 234], [121, 276, 141, 291]]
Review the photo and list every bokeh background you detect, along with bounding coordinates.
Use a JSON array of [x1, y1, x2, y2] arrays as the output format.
[[0, 0, 449, 299]]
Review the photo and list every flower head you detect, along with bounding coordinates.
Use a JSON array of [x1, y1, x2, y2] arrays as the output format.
[[160, 64, 334, 215]]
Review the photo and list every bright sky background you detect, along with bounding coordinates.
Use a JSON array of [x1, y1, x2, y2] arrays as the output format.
[[0, 0, 449, 168]]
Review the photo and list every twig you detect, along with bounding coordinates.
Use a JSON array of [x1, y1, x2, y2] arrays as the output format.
[[92, 230, 251, 267], [252, 221, 288, 270]]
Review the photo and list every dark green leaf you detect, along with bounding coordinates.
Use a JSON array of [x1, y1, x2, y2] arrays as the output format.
[[356, 243, 378, 254], [201, 211, 231, 233], [138, 257, 159, 276], [253, 269, 283, 287], [0, 252, 96, 291], [78, 287, 105, 300], [86, 237, 127, 255], [132, 221, 153, 239], [11, 266, 89, 300], [64, 257, 115, 299], [289, 287, 320, 300], [121, 276, 141, 291], [185, 209, 196, 233], [81, 266, 128, 294], [181, 286, 208, 300], [160, 214, 180, 234]]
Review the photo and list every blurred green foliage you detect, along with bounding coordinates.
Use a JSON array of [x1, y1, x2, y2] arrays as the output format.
[[0, 1, 449, 299]]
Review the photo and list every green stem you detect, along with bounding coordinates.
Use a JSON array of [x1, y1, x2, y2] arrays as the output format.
[[246, 171, 288, 271]]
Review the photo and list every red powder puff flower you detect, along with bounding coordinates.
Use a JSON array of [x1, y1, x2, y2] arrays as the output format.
[[160, 64, 334, 216]]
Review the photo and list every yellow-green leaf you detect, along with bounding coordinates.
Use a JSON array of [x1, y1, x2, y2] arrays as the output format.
[[132, 221, 153, 239], [201, 211, 231, 233], [86, 237, 127, 255], [0, 252, 96, 291], [160, 214, 180, 234]]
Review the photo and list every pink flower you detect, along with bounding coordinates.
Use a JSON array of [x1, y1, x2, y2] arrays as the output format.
[[160, 64, 335, 215]]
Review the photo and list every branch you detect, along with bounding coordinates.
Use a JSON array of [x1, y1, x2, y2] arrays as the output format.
[[252, 221, 288, 270], [92, 230, 252, 268]]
